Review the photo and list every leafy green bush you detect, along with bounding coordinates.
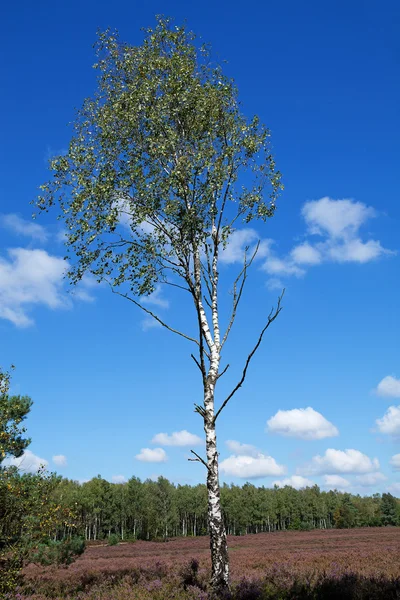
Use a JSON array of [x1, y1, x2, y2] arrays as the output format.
[[108, 534, 120, 546], [30, 537, 85, 567]]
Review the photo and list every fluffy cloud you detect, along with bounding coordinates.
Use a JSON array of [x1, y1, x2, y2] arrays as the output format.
[[52, 455, 67, 467], [0, 213, 48, 242], [376, 406, 400, 436], [220, 229, 272, 264], [325, 238, 388, 263], [323, 475, 351, 489], [225, 440, 259, 457], [290, 242, 322, 265], [355, 472, 387, 487], [220, 453, 285, 479], [3, 450, 48, 473], [151, 430, 202, 447], [135, 447, 167, 462], [374, 376, 400, 398], [273, 475, 313, 489], [112, 475, 127, 484], [266, 407, 339, 440], [0, 248, 93, 327], [262, 256, 304, 277], [262, 197, 392, 287], [390, 454, 400, 471], [302, 197, 376, 238], [299, 449, 379, 476]]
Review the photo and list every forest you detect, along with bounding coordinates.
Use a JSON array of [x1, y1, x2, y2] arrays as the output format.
[[2, 470, 399, 546]]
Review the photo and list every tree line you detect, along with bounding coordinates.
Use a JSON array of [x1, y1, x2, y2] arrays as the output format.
[[49, 475, 400, 542]]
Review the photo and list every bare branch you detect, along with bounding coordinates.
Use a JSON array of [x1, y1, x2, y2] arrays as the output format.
[[188, 449, 209, 470], [191, 353, 203, 373], [109, 286, 200, 347], [216, 364, 230, 379], [214, 290, 284, 423], [194, 403, 206, 418], [221, 241, 261, 348]]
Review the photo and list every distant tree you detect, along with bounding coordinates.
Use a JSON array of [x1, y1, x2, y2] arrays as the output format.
[[381, 493, 399, 526], [333, 494, 357, 529], [0, 366, 32, 464], [37, 17, 283, 595]]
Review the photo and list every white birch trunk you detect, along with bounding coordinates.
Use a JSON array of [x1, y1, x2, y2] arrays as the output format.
[[204, 351, 229, 596]]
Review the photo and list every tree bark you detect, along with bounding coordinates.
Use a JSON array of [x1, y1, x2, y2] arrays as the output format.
[[204, 377, 229, 597]]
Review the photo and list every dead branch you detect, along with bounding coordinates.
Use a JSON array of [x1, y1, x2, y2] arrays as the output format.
[[214, 290, 284, 423]]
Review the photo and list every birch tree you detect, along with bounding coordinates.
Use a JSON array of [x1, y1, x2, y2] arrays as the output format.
[[37, 17, 283, 596]]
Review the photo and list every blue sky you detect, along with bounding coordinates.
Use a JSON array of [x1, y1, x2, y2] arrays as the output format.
[[1, 0, 400, 494]]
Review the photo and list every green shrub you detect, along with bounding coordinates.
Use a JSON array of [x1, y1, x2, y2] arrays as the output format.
[[108, 533, 120, 546]]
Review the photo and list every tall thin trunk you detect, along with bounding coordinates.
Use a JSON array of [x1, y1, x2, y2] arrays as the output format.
[[204, 377, 229, 596]]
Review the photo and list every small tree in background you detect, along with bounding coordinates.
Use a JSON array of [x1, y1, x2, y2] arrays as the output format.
[[37, 17, 283, 596], [0, 369, 84, 595], [0, 366, 32, 465]]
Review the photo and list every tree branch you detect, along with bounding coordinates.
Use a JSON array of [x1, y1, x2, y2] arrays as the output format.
[[214, 290, 284, 423], [221, 241, 261, 348], [188, 449, 209, 470], [110, 286, 200, 347], [216, 364, 230, 379]]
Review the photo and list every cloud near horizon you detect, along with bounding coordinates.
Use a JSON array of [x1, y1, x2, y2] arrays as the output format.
[[135, 447, 167, 463], [298, 448, 379, 476], [52, 454, 67, 467], [220, 451, 286, 479], [3, 450, 48, 473], [273, 475, 314, 489]]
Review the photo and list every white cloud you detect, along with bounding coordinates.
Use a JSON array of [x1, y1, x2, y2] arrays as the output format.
[[325, 238, 389, 263], [390, 454, 400, 471], [264, 198, 392, 288], [135, 447, 167, 462], [141, 285, 169, 309], [376, 405, 400, 436], [52, 455, 67, 467], [0, 248, 93, 327], [220, 453, 286, 479], [3, 450, 48, 473], [273, 475, 314, 489], [152, 430, 202, 447], [290, 242, 322, 265], [302, 197, 376, 238], [323, 474, 351, 489], [0, 213, 48, 242], [262, 256, 304, 277], [266, 407, 339, 440], [299, 449, 379, 476], [112, 475, 127, 484], [220, 229, 273, 265], [387, 482, 400, 495], [225, 440, 259, 457], [374, 376, 400, 398], [355, 472, 387, 487]]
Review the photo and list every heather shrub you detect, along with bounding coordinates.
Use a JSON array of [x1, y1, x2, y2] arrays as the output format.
[[180, 558, 206, 591]]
